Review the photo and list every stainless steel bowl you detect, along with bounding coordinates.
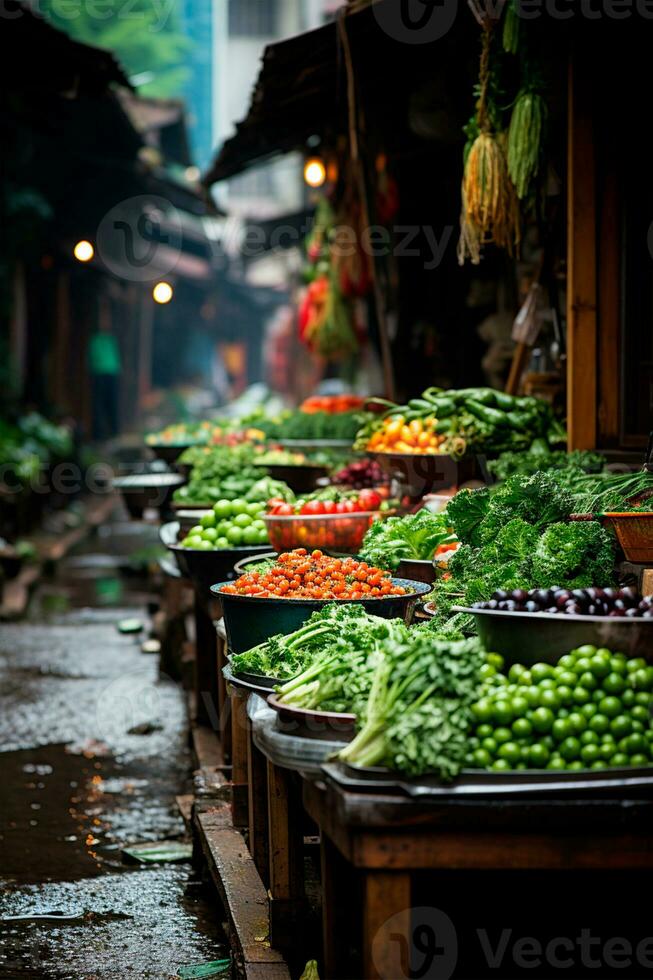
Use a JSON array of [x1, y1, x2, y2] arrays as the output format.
[[454, 606, 653, 664]]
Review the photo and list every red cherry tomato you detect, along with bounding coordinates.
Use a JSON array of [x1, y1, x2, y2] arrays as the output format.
[[357, 489, 382, 511], [321, 500, 337, 515], [274, 502, 294, 516], [300, 500, 326, 515]]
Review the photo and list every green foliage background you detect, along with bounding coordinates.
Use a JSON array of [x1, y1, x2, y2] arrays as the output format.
[[38, 0, 192, 97]]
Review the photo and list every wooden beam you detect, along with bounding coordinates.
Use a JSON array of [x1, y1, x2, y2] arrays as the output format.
[[567, 40, 598, 450]]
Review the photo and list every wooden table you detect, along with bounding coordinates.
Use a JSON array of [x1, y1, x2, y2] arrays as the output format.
[[303, 773, 653, 979]]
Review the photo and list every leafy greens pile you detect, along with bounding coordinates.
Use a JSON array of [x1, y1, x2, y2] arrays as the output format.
[[358, 510, 456, 571], [270, 606, 485, 781], [231, 604, 391, 681], [174, 445, 293, 505], [431, 473, 617, 637]]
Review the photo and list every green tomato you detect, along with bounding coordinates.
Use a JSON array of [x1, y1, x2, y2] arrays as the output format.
[[574, 645, 597, 658], [558, 654, 578, 671], [497, 742, 522, 765], [491, 759, 512, 771], [200, 512, 217, 528], [610, 715, 633, 740], [492, 701, 514, 726], [198, 539, 213, 550], [589, 655, 611, 679], [631, 705, 650, 724], [567, 760, 584, 771], [184, 535, 203, 549], [599, 696, 622, 718], [574, 657, 592, 675], [580, 730, 599, 745], [625, 733, 648, 756], [512, 718, 532, 739], [531, 663, 554, 683], [472, 698, 494, 723], [578, 671, 598, 691], [580, 743, 601, 765], [216, 537, 230, 549], [630, 754, 650, 767], [226, 526, 243, 546], [230, 498, 249, 515], [252, 519, 266, 530], [539, 688, 560, 711], [610, 752, 629, 768], [213, 499, 233, 518], [603, 673, 627, 696], [486, 653, 505, 671], [531, 707, 554, 734], [556, 685, 573, 706], [481, 737, 498, 755], [627, 657, 648, 674], [632, 668, 653, 692], [556, 669, 578, 688], [559, 736, 581, 762], [472, 748, 493, 769], [241, 525, 261, 546], [547, 756, 566, 770], [477, 724, 493, 739], [527, 743, 550, 768], [567, 712, 587, 735], [233, 513, 252, 529], [551, 718, 571, 742], [571, 686, 591, 706], [189, 525, 204, 537], [621, 689, 636, 708], [202, 527, 218, 543], [589, 713, 610, 736], [493, 727, 512, 745]]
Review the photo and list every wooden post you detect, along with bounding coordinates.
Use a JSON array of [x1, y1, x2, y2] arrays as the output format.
[[567, 39, 598, 450], [230, 688, 249, 828], [362, 871, 412, 980], [320, 834, 355, 979], [267, 761, 304, 951], [247, 716, 270, 887]]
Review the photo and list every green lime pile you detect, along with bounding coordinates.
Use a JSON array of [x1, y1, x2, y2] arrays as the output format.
[[181, 499, 268, 550], [468, 646, 653, 772]]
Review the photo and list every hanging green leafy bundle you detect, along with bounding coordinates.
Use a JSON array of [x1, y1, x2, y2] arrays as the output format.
[[507, 88, 547, 199]]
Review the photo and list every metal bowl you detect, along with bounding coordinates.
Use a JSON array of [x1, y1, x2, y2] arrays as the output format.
[[255, 461, 331, 494], [454, 606, 653, 664], [267, 693, 357, 742], [159, 522, 270, 596], [212, 578, 433, 653], [147, 442, 196, 466], [112, 473, 185, 519]]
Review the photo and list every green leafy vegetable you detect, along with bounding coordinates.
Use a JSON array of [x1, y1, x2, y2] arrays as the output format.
[[358, 510, 456, 571]]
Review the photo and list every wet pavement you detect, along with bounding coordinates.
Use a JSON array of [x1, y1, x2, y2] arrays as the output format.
[[0, 521, 227, 979]]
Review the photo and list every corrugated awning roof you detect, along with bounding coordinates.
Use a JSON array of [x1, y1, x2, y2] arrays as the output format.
[[2, 0, 132, 93], [202, 1, 477, 186]]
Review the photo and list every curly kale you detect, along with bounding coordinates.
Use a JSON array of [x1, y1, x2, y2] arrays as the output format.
[[358, 510, 456, 571], [488, 449, 606, 483], [478, 472, 576, 540], [445, 487, 490, 547], [531, 521, 616, 588]]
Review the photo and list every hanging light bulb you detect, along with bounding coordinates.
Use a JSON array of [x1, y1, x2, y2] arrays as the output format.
[[73, 240, 94, 262], [152, 281, 173, 304], [303, 157, 326, 188]]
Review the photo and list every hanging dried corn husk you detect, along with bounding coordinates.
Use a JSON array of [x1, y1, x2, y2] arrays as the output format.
[[507, 88, 546, 199], [458, 23, 520, 264]]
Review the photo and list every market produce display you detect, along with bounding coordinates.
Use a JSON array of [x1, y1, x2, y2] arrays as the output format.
[[180, 500, 269, 550], [254, 448, 345, 469], [359, 510, 457, 571], [219, 549, 407, 599], [430, 473, 617, 637], [146, 421, 213, 446], [472, 587, 653, 618], [467, 646, 653, 771], [173, 444, 293, 506], [253, 409, 368, 443], [299, 395, 365, 414], [356, 387, 565, 457], [231, 604, 395, 681], [329, 458, 388, 490]]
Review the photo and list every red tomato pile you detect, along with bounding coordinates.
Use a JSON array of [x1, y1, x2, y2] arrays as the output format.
[[267, 488, 383, 517], [220, 549, 406, 600], [300, 394, 365, 414]]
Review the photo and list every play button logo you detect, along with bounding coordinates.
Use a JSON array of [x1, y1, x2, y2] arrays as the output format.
[[372, 0, 458, 43]]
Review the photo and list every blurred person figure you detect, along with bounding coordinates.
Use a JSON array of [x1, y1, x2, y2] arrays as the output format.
[[89, 322, 121, 440]]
